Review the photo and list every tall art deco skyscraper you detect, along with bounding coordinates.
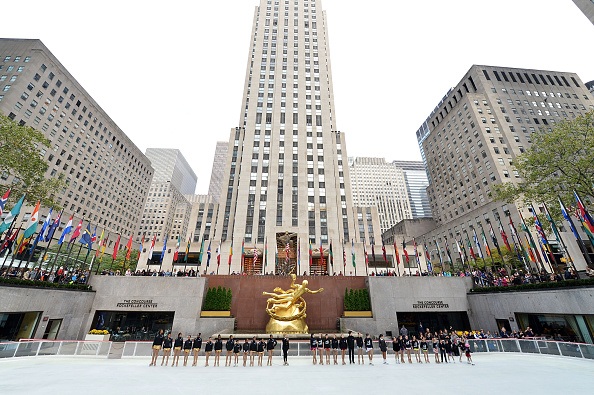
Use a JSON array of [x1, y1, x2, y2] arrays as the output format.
[[214, 0, 356, 274]]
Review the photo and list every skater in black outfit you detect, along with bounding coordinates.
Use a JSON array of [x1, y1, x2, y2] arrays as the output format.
[[347, 331, 355, 364], [214, 335, 223, 367], [150, 329, 164, 367], [378, 334, 388, 365], [282, 334, 290, 366], [192, 333, 202, 367], [204, 337, 213, 367], [266, 335, 277, 366], [225, 335, 235, 367], [233, 339, 242, 367], [183, 335, 193, 366], [242, 339, 250, 367], [161, 333, 172, 366], [172, 333, 183, 367], [310, 334, 318, 365], [339, 335, 348, 365], [364, 334, 374, 365]]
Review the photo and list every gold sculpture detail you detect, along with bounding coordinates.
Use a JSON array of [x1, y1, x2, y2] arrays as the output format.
[[263, 274, 324, 333]]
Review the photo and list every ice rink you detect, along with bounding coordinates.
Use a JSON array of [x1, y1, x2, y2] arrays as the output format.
[[1, 353, 592, 394]]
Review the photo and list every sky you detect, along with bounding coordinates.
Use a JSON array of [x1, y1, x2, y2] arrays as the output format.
[[1, 0, 592, 194]]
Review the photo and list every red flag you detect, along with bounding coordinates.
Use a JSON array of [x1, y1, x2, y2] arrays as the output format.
[[69, 219, 83, 243], [364, 245, 369, 266], [393, 241, 400, 265], [382, 241, 387, 263], [112, 234, 121, 259], [402, 240, 410, 263], [125, 235, 133, 260], [499, 223, 511, 252]]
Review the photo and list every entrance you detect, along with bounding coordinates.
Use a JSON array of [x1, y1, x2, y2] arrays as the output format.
[[0, 312, 41, 341], [92, 311, 175, 341], [496, 319, 512, 335], [396, 311, 471, 337], [275, 232, 297, 275], [43, 319, 62, 340]]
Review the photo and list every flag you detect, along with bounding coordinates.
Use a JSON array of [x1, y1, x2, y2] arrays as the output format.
[[466, 234, 476, 260], [36, 208, 52, 244], [402, 240, 410, 263], [382, 240, 387, 264], [444, 237, 454, 263], [125, 234, 133, 260], [393, 240, 400, 265], [95, 229, 105, 258], [297, 238, 301, 267], [45, 210, 61, 242], [199, 238, 205, 263], [173, 234, 180, 262], [206, 240, 212, 267], [284, 239, 290, 264], [472, 229, 484, 259], [343, 242, 347, 270], [228, 240, 233, 265], [413, 238, 419, 266], [0, 194, 25, 234], [113, 234, 121, 260], [91, 227, 97, 244], [531, 205, 555, 263], [351, 239, 356, 268], [481, 230, 491, 256], [160, 235, 167, 263], [69, 219, 83, 244], [371, 241, 376, 263], [0, 228, 17, 255], [423, 242, 432, 272], [489, 223, 500, 250], [139, 234, 145, 255], [309, 240, 313, 266], [264, 237, 268, 270], [560, 196, 581, 240], [216, 242, 221, 267], [543, 203, 563, 246], [0, 188, 11, 216], [499, 222, 511, 252], [185, 236, 191, 263], [456, 239, 464, 264], [58, 216, 74, 245], [79, 223, 93, 251], [148, 235, 156, 260], [329, 240, 334, 267], [99, 232, 109, 261], [252, 247, 258, 267], [574, 191, 594, 234], [319, 239, 324, 267]]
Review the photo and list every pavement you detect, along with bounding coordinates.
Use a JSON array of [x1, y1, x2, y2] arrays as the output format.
[[0, 353, 592, 394]]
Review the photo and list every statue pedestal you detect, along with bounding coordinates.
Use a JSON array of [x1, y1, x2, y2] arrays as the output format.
[[266, 317, 309, 334]]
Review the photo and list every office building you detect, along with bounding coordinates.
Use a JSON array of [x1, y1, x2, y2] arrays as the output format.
[[573, 0, 594, 24], [0, 39, 153, 250], [207, 142, 228, 203], [212, 0, 358, 275], [393, 160, 431, 219], [139, 149, 196, 245], [349, 157, 412, 233], [414, 65, 594, 273]]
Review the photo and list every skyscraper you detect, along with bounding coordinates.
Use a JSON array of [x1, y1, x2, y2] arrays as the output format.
[[414, 65, 593, 272], [0, 39, 153, 250], [392, 160, 431, 219], [213, 0, 356, 274], [207, 141, 229, 204], [349, 157, 412, 233]]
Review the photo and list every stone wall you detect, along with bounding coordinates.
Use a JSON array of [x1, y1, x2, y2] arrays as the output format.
[[0, 284, 96, 340], [342, 276, 473, 335], [467, 286, 594, 332]]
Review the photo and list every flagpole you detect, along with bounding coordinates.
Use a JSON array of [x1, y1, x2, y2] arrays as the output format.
[[559, 196, 593, 268], [491, 220, 507, 274], [24, 230, 42, 270], [7, 231, 28, 273], [519, 211, 546, 274], [2, 226, 22, 270], [37, 234, 55, 274], [543, 202, 575, 274], [1, 221, 20, 269], [478, 223, 496, 273]]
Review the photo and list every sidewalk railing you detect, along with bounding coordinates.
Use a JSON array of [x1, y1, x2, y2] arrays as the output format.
[[1, 338, 593, 360]]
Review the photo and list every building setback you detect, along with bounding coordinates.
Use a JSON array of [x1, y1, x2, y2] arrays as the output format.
[[414, 65, 594, 274], [207, 141, 229, 204], [0, 39, 153, 250]]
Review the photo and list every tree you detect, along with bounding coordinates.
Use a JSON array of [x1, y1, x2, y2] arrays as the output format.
[[492, 110, 594, 219], [0, 113, 66, 208]]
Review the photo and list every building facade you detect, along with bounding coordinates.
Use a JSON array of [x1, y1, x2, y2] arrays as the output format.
[[0, 39, 153, 251], [138, 149, 196, 247], [207, 141, 228, 204], [414, 65, 594, 273], [349, 157, 412, 233], [573, 0, 594, 25], [212, 0, 358, 275], [393, 160, 431, 219]]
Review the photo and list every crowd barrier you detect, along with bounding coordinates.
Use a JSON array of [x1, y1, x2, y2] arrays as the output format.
[[1, 338, 593, 360]]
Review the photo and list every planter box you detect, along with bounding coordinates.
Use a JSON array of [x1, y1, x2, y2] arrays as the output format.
[[85, 334, 110, 341], [343, 311, 372, 318], [200, 311, 231, 317]]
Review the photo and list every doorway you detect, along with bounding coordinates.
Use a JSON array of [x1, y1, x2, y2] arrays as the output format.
[[43, 319, 62, 340]]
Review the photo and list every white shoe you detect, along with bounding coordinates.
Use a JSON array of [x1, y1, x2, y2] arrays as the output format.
[[383, 361, 388, 365]]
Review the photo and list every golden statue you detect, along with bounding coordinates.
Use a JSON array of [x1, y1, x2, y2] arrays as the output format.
[[263, 274, 324, 333]]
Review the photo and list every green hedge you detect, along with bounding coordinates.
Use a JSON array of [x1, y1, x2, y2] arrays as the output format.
[[469, 278, 594, 293], [344, 288, 371, 311], [202, 286, 232, 311], [0, 277, 93, 291]]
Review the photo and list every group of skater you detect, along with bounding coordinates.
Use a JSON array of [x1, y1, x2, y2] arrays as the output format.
[[308, 331, 474, 366], [150, 329, 475, 367], [150, 331, 290, 367]]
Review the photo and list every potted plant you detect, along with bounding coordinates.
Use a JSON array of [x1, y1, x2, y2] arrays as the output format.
[[85, 329, 111, 341], [200, 286, 233, 317], [343, 288, 372, 317]]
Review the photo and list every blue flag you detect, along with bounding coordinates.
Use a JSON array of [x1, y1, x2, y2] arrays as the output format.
[[160, 235, 167, 263], [79, 223, 93, 250], [45, 211, 62, 242]]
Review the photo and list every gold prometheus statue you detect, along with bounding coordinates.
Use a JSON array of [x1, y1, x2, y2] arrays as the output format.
[[263, 274, 324, 333]]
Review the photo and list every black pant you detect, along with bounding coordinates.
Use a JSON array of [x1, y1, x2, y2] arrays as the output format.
[[283, 348, 288, 362], [348, 347, 355, 363], [440, 349, 447, 362]]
